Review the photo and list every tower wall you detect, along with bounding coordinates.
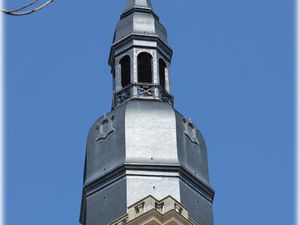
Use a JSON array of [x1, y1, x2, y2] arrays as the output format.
[[86, 178, 127, 225], [180, 181, 214, 225]]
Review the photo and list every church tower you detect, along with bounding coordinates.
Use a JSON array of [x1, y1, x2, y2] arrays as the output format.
[[80, 1, 215, 225]]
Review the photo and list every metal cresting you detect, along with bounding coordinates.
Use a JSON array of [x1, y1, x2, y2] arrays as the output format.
[[1, 0, 54, 16]]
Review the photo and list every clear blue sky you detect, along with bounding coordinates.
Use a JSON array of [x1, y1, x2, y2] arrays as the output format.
[[4, 0, 295, 225]]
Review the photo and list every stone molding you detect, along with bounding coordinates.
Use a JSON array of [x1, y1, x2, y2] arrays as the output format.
[[109, 195, 199, 225]]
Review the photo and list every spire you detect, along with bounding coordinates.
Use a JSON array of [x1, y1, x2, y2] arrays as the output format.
[[125, 0, 153, 11], [109, 0, 174, 109]]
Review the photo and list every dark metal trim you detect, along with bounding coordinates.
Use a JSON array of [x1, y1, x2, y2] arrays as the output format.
[[121, 7, 160, 20]]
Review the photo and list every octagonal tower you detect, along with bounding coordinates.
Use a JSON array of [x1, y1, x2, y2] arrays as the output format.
[[80, 1, 214, 225]]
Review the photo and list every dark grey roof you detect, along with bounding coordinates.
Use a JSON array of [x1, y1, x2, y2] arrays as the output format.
[[84, 100, 210, 186], [80, 100, 214, 225], [113, 0, 168, 44]]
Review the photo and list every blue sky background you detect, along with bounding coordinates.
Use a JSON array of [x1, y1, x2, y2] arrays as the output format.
[[4, 0, 295, 225]]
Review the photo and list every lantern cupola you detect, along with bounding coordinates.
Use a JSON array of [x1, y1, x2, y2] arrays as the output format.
[[109, 0, 173, 109]]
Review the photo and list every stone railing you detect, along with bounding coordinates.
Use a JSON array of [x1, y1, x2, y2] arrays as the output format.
[[114, 84, 133, 106], [158, 85, 174, 106], [113, 83, 174, 108], [136, 83, 156, 98]]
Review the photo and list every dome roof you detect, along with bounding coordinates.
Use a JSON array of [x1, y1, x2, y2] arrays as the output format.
[[113, 1, 168, 44], [81, 100, 214, 225], [84, 100, 209, 186]]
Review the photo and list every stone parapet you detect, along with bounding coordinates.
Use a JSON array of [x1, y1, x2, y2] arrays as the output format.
[[110, 196, 198, 225]]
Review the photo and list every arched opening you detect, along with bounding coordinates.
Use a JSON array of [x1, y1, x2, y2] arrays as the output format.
[[120, 56, 131, 88], [138, 52, 152, 83], [159, 59, 167, 89]]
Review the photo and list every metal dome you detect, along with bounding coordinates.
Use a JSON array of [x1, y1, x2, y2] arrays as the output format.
[[113, 0, 168, 44], [81, 100, 214, 225]]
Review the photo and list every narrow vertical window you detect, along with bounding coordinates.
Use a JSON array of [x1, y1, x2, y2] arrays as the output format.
[[159, 59, 167, 89], [138, 52, 152, 83], [112, 73, 116, 90], [120, 56, 131, 88]]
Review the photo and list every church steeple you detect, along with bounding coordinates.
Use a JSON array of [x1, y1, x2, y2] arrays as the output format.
[[109, 0, 173, 109], [80, 2, 215, 225]]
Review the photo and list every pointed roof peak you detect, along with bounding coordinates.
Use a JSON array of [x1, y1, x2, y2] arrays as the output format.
[[126, 0, 153, 10]]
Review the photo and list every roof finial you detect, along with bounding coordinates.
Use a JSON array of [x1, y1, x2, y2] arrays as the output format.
[[126, 0, 153, 10]]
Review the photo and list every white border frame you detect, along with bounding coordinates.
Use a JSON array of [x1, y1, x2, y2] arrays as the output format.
[[297, 0, 299, 224], [0, 0, 4, 224]]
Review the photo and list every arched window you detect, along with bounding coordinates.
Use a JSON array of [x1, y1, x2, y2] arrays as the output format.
[[159, 59, 167, 89], [138, 52, 152, 83], [120, 56, 131, 88]]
